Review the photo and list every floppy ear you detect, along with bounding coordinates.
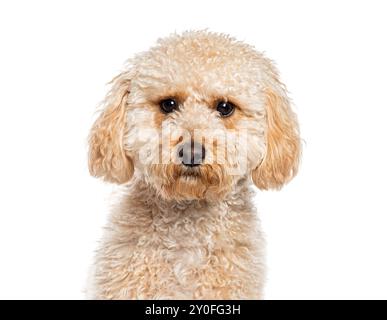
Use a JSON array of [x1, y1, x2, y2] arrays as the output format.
[[88, 71, 134, 184], [252, 85, 301, 190]]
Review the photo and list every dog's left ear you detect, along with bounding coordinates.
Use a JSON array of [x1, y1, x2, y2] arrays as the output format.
[[88, 71, 134, 184], [252, 82, 301, 190]]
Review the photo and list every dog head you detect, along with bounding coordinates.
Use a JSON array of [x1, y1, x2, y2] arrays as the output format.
[[88, 31, 300, 200]]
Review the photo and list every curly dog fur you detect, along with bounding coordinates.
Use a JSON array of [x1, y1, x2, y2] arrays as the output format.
[[86, 31, 300, 299]]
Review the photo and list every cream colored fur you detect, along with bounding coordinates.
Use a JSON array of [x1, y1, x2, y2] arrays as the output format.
[[87, 31, 300, 299]]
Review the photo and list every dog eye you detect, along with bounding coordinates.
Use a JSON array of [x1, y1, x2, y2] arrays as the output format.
[[160, 98, 178, 113], [216, 101, 235, 117]]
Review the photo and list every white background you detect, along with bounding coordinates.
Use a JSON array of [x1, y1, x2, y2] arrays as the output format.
[[0, 0, 386, 300]]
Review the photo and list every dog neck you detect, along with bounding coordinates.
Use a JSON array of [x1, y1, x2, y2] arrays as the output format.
[[105, 174, 259, 257]]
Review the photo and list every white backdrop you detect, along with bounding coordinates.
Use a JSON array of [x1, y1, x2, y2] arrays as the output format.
[[0, 0, 386, 299]]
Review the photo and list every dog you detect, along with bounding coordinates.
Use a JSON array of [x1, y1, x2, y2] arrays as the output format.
[[86, 31, 300, 299]]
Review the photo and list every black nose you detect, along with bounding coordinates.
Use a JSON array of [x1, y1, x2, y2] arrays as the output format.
[[178, 141, 205, 167]]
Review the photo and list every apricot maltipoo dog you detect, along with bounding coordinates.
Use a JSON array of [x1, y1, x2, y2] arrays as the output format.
[[87, 31, 300, 299]]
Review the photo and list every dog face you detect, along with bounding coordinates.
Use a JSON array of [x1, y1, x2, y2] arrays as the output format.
[[88, 31, 300, 200]]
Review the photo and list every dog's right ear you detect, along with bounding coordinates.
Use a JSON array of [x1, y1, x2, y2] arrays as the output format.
[[88, 71, 134, 184]]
